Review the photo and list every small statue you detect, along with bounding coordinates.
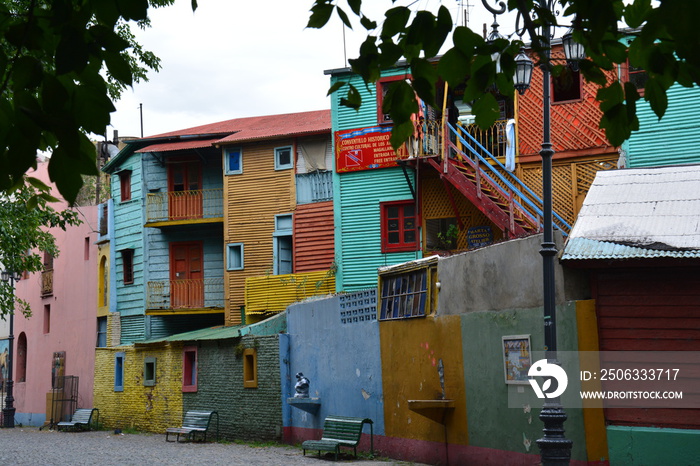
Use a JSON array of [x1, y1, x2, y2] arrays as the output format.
[[294, 372, 310, 398]]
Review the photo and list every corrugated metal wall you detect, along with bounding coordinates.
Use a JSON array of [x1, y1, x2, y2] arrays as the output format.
[[294, 200, 334, 272], [628, 84, 700, 168], [223, 139, 296, 325], [149, 314, 224, 339], [334, 168, 419, 292]]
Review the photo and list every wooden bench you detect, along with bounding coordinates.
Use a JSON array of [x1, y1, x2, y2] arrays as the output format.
[[302, 415, 373, 460], [57, 408, 99, 432], [165, 410, 218, 443]]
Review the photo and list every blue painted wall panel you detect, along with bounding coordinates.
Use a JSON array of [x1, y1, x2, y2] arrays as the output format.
[[284, 292, 384, 434], [627, 84, 700, 167]]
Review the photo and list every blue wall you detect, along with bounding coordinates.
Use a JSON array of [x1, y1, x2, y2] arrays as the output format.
[[283, 290, 384, 434]]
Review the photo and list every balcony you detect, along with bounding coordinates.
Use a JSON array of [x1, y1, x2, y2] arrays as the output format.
[[245, 269, 336, 317], [145, 188, 223, 227], [146, 278, 224, 314]]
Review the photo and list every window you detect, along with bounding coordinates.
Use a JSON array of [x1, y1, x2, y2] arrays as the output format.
[[377, 75, 411, 124], [119, 170, 132, 202], [121, 249, 134, 285], [552, 67, 581, 103], [426, 218, 459, 250], [144, 357, 156, 386], [225, 148, 243, 174], [99, 203, 109, 236], [274, 146, 293, 170], [43, 304, 50, 334], [99, 256, 108, 307], [379, 262, 437, 320], [183, 346, 198, 392], [17, 332, 27, 383], [84, 237, 90, 260], [96, 317, 107, 348], [227, 243, 244, 270], [243, 348, 258, 388], [274, 214, 293, 275], [114, 352, 125, 391], [381, 200, 419, 253], [627, 62, 648, 95]]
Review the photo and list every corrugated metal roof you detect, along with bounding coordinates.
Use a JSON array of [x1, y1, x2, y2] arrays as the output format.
[[562, 165, 700, 260], [137, 325, 244, 344], [214, 110, 330, 144], [135, 138, 221, 153]]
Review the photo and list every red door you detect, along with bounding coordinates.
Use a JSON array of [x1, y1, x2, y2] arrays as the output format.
[[170, 242, 204, 309], [168, 162, 203, 220]]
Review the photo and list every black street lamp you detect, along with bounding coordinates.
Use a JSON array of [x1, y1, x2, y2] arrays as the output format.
[[1, 269, 20, 428], [481, 1, 584, 464]]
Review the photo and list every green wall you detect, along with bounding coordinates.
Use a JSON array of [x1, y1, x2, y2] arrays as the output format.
[[607, 425, 700, 465], [461, 303, 588, 461]]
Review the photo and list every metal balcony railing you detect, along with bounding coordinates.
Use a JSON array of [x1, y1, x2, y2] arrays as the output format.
[[146, 277, 224, 310], [145, 188, 223, 224]]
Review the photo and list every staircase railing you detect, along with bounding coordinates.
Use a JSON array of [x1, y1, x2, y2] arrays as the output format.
[[449, 123, 571, 236]]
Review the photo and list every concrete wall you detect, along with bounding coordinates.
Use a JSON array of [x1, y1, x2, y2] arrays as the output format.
[[12, 193, 98, 426], [283, 291, 383, 453], [437, 233, 589, 313]]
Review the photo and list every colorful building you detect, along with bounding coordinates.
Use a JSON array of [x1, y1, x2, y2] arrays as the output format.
[[9, 161, 98, 427]]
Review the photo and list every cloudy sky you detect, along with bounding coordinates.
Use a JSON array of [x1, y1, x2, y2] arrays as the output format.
[[108, 1, 502, 139]]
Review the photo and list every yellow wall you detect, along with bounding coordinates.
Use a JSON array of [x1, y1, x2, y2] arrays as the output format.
[[379, 315, 468, 444], [93, 344, 183, 432], [97, 244, 109, 317], [223, 140, 296, 325]]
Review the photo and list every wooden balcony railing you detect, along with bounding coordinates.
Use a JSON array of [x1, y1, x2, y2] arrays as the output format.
[[145, 188, 223, 225], [146, 278, 224, 311]]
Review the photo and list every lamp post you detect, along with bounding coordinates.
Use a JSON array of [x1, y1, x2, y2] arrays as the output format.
[[481, 1, 585, 464], [1, 269, 20, 428]]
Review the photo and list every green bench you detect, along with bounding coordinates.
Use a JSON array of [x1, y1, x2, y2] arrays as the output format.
[[165, 410, 218, 443], [57, 408, 99, 432], [302, 415, 373, 460]]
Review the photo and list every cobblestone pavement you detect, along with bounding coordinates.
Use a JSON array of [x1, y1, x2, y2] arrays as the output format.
[[0, 428, 428, 466]]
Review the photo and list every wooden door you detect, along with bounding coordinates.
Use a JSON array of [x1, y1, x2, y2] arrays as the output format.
[[170, 242, 204, 309], [168, 162, 203, 220]]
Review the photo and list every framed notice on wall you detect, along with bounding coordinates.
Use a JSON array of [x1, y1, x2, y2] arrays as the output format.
[[335, 126, 409, 172], [502, 335, 532, 385]]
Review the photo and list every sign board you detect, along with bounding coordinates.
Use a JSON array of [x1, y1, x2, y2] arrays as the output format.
[[335, 126, 408, 173], [467, 225, 493, 248]]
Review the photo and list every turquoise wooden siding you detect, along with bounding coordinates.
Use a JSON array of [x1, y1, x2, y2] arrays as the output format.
[[330, 67, 410, 132], [627, 84, 700, 168], [334, 168, 420, 292], [111, 154, 146, 318]]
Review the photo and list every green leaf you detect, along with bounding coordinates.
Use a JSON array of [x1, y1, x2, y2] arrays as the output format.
[[12, 57, 44, 90], [191, 0, 198, 12], [437, 48, 470, 88], [382, 7, 410, 38], [452, 26, 481, 57], [116, 0, 149, 21], [645, 76, 668, 119], [348, 0, 361, 16], [383, 80, 418, 123], [335, 7, 352, 29], [26, 176, 51, 193], [390, 120, 414, 150], [472, 93, 500, 129], [624, 0, 653, 29], [308, 1, 334, 29], [339, 84, 362, 110], [410, 58, 437, 105], [601, 40, 628, 64], [104, 51, 133, 86], [359, 16, 377, 31], [56, 27, 89, 75], [327, 81, 347, 96]]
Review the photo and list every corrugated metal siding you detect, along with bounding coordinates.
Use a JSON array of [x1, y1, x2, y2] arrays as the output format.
[[294, 201, 335, 272], [595, 267, 700, 429], [224, 139, 296, 325], [245, 270, 336, 315], [149, 314, 225, 339], [335, 168, 420, 291], [330, 68, 409, 132], [628, 85, 700, 167], [120, 314, 145, 344]]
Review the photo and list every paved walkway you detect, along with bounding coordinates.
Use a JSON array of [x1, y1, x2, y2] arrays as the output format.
[[0, 428, 426, 465]]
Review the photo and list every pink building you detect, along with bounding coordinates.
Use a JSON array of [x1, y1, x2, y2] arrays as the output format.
[[9, 162, 98, 427]]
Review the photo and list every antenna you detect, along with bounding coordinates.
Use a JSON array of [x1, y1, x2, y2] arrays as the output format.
[[139, 103, 144, 138]]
